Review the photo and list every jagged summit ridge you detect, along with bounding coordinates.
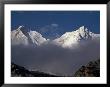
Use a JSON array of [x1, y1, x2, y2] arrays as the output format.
[[17, 25, 24, 30], [11, 26, 29, 45], [11, 25, 99, 48], [11, 25, 47, 46], [28, 30, 47, 45], [75, 26, 91, 39], [53, 26, 99, 48]]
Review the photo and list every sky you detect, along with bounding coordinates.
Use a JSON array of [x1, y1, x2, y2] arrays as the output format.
[[11, 11, 100, 39]]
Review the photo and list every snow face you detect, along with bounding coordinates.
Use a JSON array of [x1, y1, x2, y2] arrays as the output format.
[[11, 26, 47, 46], [11, 26, 29, 45], [53, 26, 99, 48], [11, 26, 99, 48], [28, 30, 47, 45]]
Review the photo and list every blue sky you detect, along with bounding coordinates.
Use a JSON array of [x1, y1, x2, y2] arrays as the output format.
[[11, 11, 100, 39]]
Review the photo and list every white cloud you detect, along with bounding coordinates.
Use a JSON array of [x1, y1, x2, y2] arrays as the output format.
[[51, 24, 59, 27], [11, 39, 100, 76]]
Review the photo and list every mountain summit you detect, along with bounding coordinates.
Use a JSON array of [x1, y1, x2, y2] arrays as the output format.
[[11, 26, 47, 46], [53, 26, 99, 48], [28, 30, 47, 45], [11, 26, 29, 45], [11, 26, 99, 48]]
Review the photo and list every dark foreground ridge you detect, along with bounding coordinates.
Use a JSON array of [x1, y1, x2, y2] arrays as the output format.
[[11, 62, 59, 77], [11, 59, 100, 77], [74, 59, 100, 77]]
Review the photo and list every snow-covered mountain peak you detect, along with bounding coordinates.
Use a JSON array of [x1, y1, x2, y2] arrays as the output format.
[[11, 26, 48, 46], [28, 30, 47, 45], [11, 25, 99, 48], [18, 25, 23, 29], [11, 26, 29, 45], [53, 26, 99, 48], [74, 26, 91, 39], [78, 26, 85, 31], [74, 26, 88, 34], [29, 30, 42, 37], [16, 25, 24, 31]]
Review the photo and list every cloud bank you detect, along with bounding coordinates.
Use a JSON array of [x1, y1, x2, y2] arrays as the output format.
[[11, 39, 100, 76]]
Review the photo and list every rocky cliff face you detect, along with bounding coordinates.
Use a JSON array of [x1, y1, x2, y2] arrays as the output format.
[[74, 59, 100, 77]]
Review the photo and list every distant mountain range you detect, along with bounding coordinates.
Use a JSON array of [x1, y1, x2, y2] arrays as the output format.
[[11, 26, 99, 48], [53, 26, 99, 48]]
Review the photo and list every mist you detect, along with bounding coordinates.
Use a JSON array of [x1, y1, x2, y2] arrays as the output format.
[[11, 39, 100, 76]]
